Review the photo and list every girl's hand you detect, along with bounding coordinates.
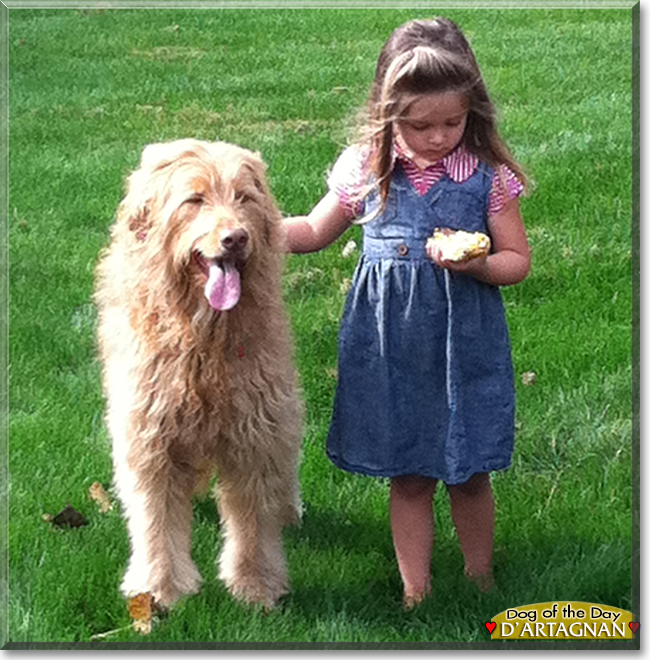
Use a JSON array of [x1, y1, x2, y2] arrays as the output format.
[[427, 242, 490, 278], [427, 197, 530, 286]]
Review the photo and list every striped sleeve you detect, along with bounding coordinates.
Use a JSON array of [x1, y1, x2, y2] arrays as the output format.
[[327, 146, 368, 219], [488, 165, 524, 217]]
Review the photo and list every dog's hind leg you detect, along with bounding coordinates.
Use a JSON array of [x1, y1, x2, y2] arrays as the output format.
[[114, 451, 203, 610]]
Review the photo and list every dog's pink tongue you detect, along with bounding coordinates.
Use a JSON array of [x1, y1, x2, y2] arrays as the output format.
[[204, 261, 241, 311]]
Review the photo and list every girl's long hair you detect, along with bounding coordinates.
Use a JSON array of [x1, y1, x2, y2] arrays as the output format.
[[358, 17, 527, 209]]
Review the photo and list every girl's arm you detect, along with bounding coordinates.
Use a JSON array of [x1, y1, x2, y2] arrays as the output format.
[[282, 191, 352, 254], [429, 197, 530, 286]]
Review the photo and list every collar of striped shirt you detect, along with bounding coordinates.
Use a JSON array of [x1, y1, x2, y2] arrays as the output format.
[[393, 140, 479, 195]]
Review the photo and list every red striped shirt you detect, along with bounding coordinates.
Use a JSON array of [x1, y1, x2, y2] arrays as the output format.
[[328, 144, 524, 220]]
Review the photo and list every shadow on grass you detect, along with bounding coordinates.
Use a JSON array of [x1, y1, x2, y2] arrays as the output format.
[[80, 498, 631, 644], [279, 504, 632, 642], [106, 484, 633, 643]]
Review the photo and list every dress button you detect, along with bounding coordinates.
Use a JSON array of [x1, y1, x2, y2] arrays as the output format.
[[397, 243, 409, 256]]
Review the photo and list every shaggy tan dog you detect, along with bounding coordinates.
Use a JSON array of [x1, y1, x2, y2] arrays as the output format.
[[95, 139, 303, 610]]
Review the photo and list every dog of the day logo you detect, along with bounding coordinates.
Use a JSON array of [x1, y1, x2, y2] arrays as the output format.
[[486, 602, 637, 640]]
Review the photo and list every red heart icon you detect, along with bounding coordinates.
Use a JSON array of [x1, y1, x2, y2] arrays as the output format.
[[485, 622, 496, 634], [629, 621, 640, 633]]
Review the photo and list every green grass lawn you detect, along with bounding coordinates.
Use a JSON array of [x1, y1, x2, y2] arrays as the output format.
[[5, 5, 636, 647]]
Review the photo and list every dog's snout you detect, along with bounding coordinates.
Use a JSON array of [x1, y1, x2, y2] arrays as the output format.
[[221, 228, 249, 251]]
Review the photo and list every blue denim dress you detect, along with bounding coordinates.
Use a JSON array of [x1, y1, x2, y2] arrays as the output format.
[[326, 161, 515, 485]]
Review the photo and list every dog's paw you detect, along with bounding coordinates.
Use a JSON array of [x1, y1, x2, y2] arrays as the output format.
[[225, 574, 289, 610], [219, 553, 288, 608], [122, 559, 203, 609], [121, 562, 153, 601], [172, 560, 204, 598]]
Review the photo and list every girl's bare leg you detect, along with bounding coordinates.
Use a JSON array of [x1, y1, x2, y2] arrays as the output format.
[[389, 475, 438, 606], [447, 472, 495, 591]]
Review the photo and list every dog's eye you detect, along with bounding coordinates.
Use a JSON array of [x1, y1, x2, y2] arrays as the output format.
[[234, 190, 253, 205], [184, 194, 205, 206]]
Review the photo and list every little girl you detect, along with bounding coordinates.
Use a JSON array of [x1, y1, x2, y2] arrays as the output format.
[[283, 17, 530, 608]]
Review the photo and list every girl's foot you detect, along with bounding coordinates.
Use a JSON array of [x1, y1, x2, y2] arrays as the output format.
[[403, 587, 431, 610], [465, 567, 494, 593]]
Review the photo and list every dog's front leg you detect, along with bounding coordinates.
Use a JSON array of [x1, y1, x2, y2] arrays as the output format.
[[216, 469, 289, 609], [114, 452, 202, 610]]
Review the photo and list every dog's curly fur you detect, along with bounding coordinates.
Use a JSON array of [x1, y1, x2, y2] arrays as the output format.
[[95, 139, 303, 609]]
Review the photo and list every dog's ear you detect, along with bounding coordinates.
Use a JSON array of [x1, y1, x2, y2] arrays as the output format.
[[125, 202, 151, 240], [117, 141, 197, 241], [117, 184, 152, 242], [116, 147, 163, 241], [241, 152, 272, 196], [240, 152, 283, 249]]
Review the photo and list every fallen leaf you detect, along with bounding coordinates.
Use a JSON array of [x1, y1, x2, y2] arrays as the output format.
[[128, 592, 156, 635], [49, 505, 88, 528], [92, 594, 164, 640], [89, 482, 112, 513], [325, 367, 338, 380], [521, 371, 537, 386], [341, 239, 357, 258]]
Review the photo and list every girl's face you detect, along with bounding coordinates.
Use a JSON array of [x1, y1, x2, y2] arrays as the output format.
[[396, 91, 469, 165]]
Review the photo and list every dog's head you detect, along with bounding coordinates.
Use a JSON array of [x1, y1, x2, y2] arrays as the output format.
[[117, 139, 281, 313]]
